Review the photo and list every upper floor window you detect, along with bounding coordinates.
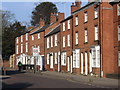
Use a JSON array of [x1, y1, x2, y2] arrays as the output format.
[[75, 16, 78, 26], [21, 44, 23, 53], [63, 22, 65, 31], [94, 7, 98, 19], [51, 36, 53, 47], [68, 20, 70, 29], [47, 37, 49, 48], [84, 12, 88, 23], [26, 33, 28, 41], [38, 46, 40, 52], [95, 25, 99, 40], [38, 33, 40, 39], [16, 45, 18, 54], [67, 34, 70, 47], [63, 36, 66, 47], [32, 35, 34, 41], [118, 4, 120, 16], [21, 35, 23, 42], [55, 52, 57, 64], [26, 43, 28, 53], [75, 32, 78, 45], [118, 25, 120, 41], [55, 34, 58, 46], [85, 29, 88, 43], [16, 37, 18, 44]]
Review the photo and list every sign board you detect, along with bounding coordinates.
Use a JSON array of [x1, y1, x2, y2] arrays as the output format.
[[33, 48, 39, 56]]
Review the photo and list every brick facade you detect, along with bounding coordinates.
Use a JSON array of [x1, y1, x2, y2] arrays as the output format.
[[14, 1, 120, 78]]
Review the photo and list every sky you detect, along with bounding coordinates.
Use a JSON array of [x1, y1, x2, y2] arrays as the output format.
[[1, 0, 88, 26]]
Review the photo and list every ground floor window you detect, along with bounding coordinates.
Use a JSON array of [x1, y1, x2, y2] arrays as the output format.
[[47, 54, 49, 64], [91, 46, 100, 67], [118, 51, 120, 66], [73, 49, 80, 68], [55, 52, 57, 64], [61, 52, 66, 66]]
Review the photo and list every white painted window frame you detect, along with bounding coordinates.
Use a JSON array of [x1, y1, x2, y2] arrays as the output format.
[[38, 33, 40, 39], [61, 52, 66, 66], [85, 29, 88, 43], [75, 16, 78, 26], [68, 20, 70, 29], [118, 25, 120, 41], [63, 36, 65, 47], [32, 35, 34, 41], [47, 37, 49, 48], [94, 7, 98, 19], [47, 54, 49, 64], [51, 36, 53, 47], [16, 45, 18, 54], [84, 12, 88, 22], [21, 35, 23, 42], [26, 42, 28, 53], [118, 4, 120, 16], [55, 52, 57, 64], [67, 34, 70, 47], [55, 34, 57, 46], [95, 25, 99, 40], [75, 32, 78, 45], [63, 22, 65, 31]]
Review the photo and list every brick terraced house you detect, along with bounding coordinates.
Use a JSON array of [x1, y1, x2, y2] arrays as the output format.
[[15, 0, 120, 78]]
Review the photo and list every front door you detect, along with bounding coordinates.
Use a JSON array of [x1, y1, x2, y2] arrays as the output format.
[[81, 53, 83, 74], [50, 53, 53, 69], [42, 56, 45, 70], [85, 52, 88, 75], [67, 57, 70, 72], [58, 55, 60, 72]]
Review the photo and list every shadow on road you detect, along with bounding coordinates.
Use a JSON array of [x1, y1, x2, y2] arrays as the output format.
[[5, 70, 26, 76], [2, 82, 33, 89]]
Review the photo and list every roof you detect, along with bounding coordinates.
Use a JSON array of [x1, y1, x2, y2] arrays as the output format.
[[30, 24, 50, 35], [72, 2, 100, 15], [45, 24, 60, 37], [60, 15, 73, 23], [30, 21, 57, 35], [109, 1, 120, 5]]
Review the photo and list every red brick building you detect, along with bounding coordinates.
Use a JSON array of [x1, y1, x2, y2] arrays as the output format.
[[44, 12, 64, 71], [109, 1, 120, 75], [15, 0, 120, 78]]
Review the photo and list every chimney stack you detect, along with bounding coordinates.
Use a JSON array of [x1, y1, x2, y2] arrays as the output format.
[[39, 18, 45, 28], [71, 0, 82, 13], [58, 12, 65, 22], [50, 12, 57, 24]]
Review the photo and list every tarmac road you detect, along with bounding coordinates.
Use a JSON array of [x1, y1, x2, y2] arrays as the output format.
[[2, 70, 100, 89]]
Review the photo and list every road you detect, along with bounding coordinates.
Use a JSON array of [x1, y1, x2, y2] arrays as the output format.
[[2, 70, 100, 89]]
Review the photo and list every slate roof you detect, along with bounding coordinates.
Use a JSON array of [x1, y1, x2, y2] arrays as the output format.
[[45, 24, 60, 37], [30, 24, 50, 35]]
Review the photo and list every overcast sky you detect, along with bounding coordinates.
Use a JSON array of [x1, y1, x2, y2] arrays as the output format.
[[2, 0, 88, 26]]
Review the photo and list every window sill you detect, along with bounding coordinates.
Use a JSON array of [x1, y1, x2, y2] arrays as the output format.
[[75, 44, 78, 46], [94, 17, 98, 20], [84, 21, 88, 24], [94, 40, 99, 42], [75, 25, 78, 27], [84, 42, 88, 44]]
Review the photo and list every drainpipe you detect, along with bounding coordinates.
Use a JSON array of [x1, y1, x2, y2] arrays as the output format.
[[71, 17, 74, 73], [99, 2, 103, 78]]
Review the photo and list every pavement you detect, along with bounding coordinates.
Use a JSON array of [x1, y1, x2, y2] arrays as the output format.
[[29, 70, 119, 88]]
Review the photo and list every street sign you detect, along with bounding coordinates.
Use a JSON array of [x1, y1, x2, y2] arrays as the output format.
[[33, 48, 39, 56]]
